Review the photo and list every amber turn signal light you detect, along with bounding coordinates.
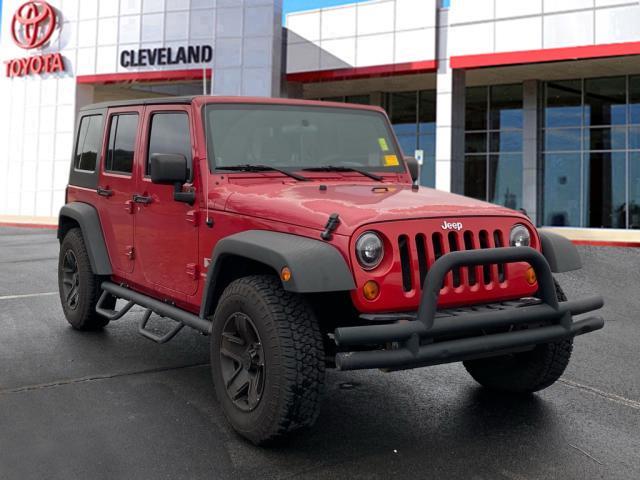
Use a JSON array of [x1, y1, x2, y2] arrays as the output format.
[[525, 266, 537, 285], [363, 280, 380, 300], [281, 266, 292, 282]]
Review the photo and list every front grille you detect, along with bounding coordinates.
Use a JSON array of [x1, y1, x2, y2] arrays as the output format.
[[398, 228, 508, 293]]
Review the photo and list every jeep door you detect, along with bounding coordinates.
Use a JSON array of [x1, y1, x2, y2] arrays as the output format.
[[133, 105, 199, 297], [97, 107, 143, 276]]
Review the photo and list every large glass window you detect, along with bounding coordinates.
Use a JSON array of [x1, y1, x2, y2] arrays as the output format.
[[542, 76, 640, 229], [322, 95, 371, 105], [543, 153, 581, 226], [629, 152, 640, 228], [105, 114, 138, 174], [386, 90, 437, 187], [585, 152, 626, 228], [147, 113, 192, 177], [74, 115, 103, 172], [464, 84, 523, 209], [205, 105, 403, 173]]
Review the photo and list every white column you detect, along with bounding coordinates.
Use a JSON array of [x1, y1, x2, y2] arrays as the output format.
[[435, 9, 466, 193], [212, 0, 283, 97]]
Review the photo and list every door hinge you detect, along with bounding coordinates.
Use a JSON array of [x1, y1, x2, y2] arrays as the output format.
[[125, 246, 135, 260], [125, 200, 135, 214], [186, 263, 199, 279], [186, 210, 199, 227]]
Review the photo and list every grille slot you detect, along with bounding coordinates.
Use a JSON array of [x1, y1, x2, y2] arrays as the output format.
[[415, 234, 428, 289], [493, 230, 506, 282], [478, 230, 492, 284], [448, 232, 461, 287], [432, 233, 443, 260], [398, 235, 412, 292], [463, 231, 477, 286], [432, 233, 445, 288]]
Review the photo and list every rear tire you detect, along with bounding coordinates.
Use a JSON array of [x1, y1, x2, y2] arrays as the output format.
[[463, 279, 573, 393], [210, 275, 325, 445], [58, 228, 110, 330]]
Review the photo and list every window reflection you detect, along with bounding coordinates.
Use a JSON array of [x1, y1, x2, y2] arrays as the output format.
[[629, 153, 640, 229], [545, 128, 581, 152], [543, 76, 640, 229], [465, 87, 487, 131], [584, 127, 626, 151], [545, 80, 582, 128], [543, 153, 581, 227], [386, 90, 437, 187], [584, 77, 626, 126], [490, 84, 523, 130], [489, 154, 522, 209], [464, 84, 523, 209], [464, 156, 486, 201], [584, 152, 626, 228]]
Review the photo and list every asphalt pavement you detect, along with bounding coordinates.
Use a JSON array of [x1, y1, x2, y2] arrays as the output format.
[[0, 226, 639, 479]]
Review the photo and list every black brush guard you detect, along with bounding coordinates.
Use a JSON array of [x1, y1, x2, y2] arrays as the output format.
[[334, 247, 604, 371]]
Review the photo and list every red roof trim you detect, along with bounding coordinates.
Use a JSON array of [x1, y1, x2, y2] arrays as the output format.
[[286, 60, 437, 83], [450, 41, 640, 69], [76, 69, 212, 85]]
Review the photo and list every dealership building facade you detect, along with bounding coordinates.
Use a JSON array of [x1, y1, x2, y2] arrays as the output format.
[[2, 0, 640, 234]]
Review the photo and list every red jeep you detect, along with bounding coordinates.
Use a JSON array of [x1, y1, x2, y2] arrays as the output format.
[[58, 96, 604, 445]]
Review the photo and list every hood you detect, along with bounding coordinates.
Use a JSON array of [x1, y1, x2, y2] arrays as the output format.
[[222, 181, 526, 236]]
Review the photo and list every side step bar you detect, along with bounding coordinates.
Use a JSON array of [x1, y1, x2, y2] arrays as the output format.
[[96, 282, 211, 342]]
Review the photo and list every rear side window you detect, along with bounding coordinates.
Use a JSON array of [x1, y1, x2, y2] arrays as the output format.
[[74, 115, 103, 172], [147, 113, 192, 177], [105, 114, 139, 174]]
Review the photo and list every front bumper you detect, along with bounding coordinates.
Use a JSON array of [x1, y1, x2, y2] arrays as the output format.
[[334, 247, 604, 371]]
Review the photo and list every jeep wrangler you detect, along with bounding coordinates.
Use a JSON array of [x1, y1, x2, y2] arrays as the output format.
[[58, 96, 604, 445]]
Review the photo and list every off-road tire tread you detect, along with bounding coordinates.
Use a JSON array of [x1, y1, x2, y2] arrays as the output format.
[[212, 275, 325, 445], [58, 228, 109, 330], [463, 279, 573, 393]]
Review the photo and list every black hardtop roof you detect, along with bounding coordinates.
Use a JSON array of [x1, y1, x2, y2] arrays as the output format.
[[80, 96, 196, 111], [78, 95, 385, 113]]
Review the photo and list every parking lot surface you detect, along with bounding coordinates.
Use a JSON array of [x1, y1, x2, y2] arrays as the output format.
[[0, 226, 639, 479]]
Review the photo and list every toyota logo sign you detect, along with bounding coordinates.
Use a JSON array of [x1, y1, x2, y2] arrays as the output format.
[[11, 1, 57, 50], [4, 0, 64, 77]]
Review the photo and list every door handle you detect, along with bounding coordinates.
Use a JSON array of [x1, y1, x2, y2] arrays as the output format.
[[97, 187, 113, 197], [133, 194, 153, 204]]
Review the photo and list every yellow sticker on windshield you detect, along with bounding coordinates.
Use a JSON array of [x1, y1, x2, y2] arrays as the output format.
[[384, 154, 399, 166], [378, 138, 389, 151]]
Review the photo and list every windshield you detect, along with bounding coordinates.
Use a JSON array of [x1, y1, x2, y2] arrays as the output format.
[[204, 104, 404, 173]]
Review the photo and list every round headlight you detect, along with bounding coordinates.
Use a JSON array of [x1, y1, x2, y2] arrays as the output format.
[[510, 224, 531, 247], [356, 231, 384, 270]]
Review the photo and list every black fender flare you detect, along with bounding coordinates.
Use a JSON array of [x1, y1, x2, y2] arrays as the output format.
[[539, 230, 582, 273], [58, 203, 112, 275], [200, 230, 355, 318]]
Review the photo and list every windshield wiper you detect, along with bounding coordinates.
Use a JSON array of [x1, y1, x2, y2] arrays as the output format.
[[302, 166, 383, 182], [216, 164, 309, 182]]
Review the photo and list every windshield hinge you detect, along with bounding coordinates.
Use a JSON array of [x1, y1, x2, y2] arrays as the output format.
[[321, 213, 340, 241]]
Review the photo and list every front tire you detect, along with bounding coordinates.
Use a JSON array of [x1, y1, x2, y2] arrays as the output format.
[[463, 279, 573, 393], [58, 228, 110, 330], [210, 275, 325, 445]]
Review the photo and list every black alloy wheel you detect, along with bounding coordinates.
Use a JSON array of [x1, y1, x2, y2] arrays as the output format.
[[61, 249, 80, 310], [210, 275, 325, 445], [219, 312, 266, 412]]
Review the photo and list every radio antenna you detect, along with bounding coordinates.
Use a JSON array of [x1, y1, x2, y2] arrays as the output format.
[[203, 0, 214, 228], [204, 94, 212, 228]]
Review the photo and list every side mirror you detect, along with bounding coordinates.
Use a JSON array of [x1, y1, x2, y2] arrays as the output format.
[[150, 153, 195, 205], [150, 153, 188, 184], [404, 156, 419, 183]]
